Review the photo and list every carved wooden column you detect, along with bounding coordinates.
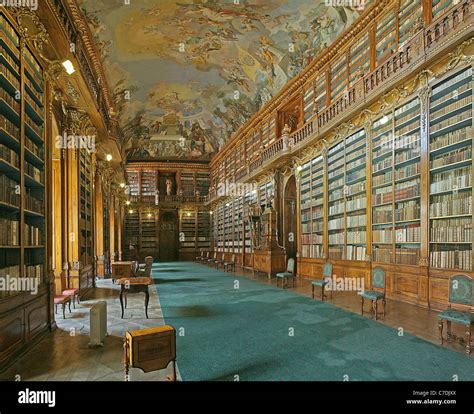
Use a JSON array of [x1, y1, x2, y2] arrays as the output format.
[[94, 162, 105, 277]]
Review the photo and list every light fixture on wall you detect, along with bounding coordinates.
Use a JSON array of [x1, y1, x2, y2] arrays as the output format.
[[186, 212, 191, 217], [62, 60, 75, 75], [296, 165, 302, 172], [129, 209, 134, 214], [120, 182, 126, 188], [147, 213, 152, 218], [106, 154, 113, 162], [125, 200, 130, 206]]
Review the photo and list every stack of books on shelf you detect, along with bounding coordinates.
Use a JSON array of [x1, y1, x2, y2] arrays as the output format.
[[0, 174, 19, 206], [24, 223, 41, 246], [0, 215, 18, 245], [0, 143, 19, 168]]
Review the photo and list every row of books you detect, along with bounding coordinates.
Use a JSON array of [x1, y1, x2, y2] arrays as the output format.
[[373, 229, 393, 243], [0, 114, 20, 140], [373, 247, 392, 263], [395, 247, 420, 266], [24, 76, 42, 104], [329, 232, 344, 244], [329, 202, 344, 216], [430, 128, 469, 152], [301, 234, 323, 244], [25, 161, 44, 184], [395, 225, 420, 243], [396, 163, 420, 180], [346, 196, 366, 212], [0, 265, 20, 279], [329, 217, 345, 231], [0, 217, 18, 245], [373, 171, 392, 187], [24, 264, 43, 280], [347, 215, 366, 228], [301, 245, 324, 258], [346, 245, 366, 261], [1, 15, 19, 44], [430, 166, 472, 194], [25, 95, 43, 117], [430, 96, 471, 121], [395, 200, 420, 221], [25, 113, 43, 135], [25, 136, 44, 160], [25, 190, 43, 214], [0, 143, 19, 168], [394, 179, 420, 201], [0, 174, 19, 206], [430, 192, 471, 217], [373, 206, 393, 224], [347, 231, 366, 244], [431, 67, 471, 97], [394, 146, 420, 164], [0, 86, 20, 114], [431, 146, 471, 169], [430, 111, 472, 134], [24, 223, 42, 246], [430, 218, 472, 243], [1, 63, 20, 90], [430, 249, 472, 270]]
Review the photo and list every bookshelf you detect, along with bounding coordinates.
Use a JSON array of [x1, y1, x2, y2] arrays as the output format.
[[180, 172, 195, 196], [398, 0, 422, 46], [79, 149, 93, 267], [141, 170, 156, 196], [140, 210, 158, 254], [330, 54, 347, 102], [349, 33, 370, 86], [327, 129, 367, 261], [180, 210, 196, 250], [303, 81, 315, 123], [197, 210, 211, 251], [376, 11, 397, 63], [371, 97, 421, 266], [196, 172, 210, 196], [127, 171, 139, 195], [300, 154, 325, 258], [429, 66, 473, 271], [315, 72, 327, 112], [0, 13, 46, 297], [217, 204, 224, 251]]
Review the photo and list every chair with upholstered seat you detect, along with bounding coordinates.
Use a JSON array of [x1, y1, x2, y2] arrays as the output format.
[[312, 262, 333, 301], [199, 251, 210, 263], [195, 250, 204, 262], [438, 274, 473, 355], [54, 295, 71, 319], [62, 288, 80, 308], [223, 254, 236, 272], [214, 253, 225, 269], [359, 267, 386, 320], [276, 258, 295, 288], [207, 252, 217, 266], [135, 256, 153, 277]]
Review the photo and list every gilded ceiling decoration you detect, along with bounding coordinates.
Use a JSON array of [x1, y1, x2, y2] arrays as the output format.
[[78, 0, 365, 161]]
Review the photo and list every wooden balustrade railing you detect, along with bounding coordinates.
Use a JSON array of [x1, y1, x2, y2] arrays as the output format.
[[129, 194, 206, 204], [317, 87, 357, 130], [261, 138, 284, 163], [290, 118, 316, 146], [425, 0, 471, 48]]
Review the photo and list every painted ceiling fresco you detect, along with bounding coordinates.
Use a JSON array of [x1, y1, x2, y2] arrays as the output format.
[[78, 0, 365, 161]]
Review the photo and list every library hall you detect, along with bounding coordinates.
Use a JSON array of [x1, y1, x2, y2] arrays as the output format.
[[1, 0, 474, 392]]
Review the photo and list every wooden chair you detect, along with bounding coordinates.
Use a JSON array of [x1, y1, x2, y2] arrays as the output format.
[[196, 250, 204, 262], [199, 251, 210, 263], [223, 254, 236, 272], [214, 253, 225, 269], [54, 295, 71, 319], [276, 258, 295, 288], [62, 288, 80, 308], [359, 267, 386, 320], [136, 256, 153, 277], [438, 274, 473, 355], [312, 262, 333, 301], [207, 252, 217, 266]]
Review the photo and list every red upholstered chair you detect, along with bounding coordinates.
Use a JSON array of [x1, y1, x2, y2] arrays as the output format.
[[54, 295, 71, 319], [62, 288, 80, 308]]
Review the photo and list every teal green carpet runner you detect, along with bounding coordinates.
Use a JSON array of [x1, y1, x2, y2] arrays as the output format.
[[153, 262, 474, 381]]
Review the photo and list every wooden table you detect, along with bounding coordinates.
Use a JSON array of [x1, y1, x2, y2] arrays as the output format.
[[112, 261, 137, 281], [118, 277, 152, 319]]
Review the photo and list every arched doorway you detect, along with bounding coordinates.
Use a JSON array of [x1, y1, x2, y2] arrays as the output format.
[[159, 210, 178, 262], [283, 175, 297, 261]]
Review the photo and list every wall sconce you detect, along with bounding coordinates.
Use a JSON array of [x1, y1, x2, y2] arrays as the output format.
[[125, 200, 131, 206], [106, 154, 113, 162], [120, 182, 126, 188], [129, 209, 134, 214]]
